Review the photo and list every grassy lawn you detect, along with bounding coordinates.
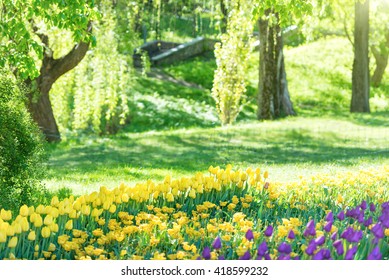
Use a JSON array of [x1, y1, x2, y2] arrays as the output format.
[[45, 115, 389, 195], [44, 36, 389, 196]]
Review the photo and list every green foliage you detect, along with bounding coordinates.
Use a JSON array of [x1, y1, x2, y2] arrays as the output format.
[[0, 0, 99, 79], [253, 0, 314, 27], [162, 53, 217, 89], [211, 0, 254, 125], [0, 72, 47, 211], [51, 1, 132, 136]]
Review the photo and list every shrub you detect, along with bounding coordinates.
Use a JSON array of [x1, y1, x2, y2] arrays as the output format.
[[0, 72, 47, 211]]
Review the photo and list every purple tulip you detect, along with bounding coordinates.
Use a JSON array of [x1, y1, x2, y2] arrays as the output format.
[[212, 236, 222, 250], [287, 230, 295, 239], [357, 214, 364, 224], [264, 253, 271, 260], [378, 214, 389, 228], [360, 200, 367, 210], [346, 209, 354, 218], [340, 227, 353, 239], [315, 235, 325, 246], [312, 250, 324, 260], [370, 203, 376, 212], [330, 232, 337, 241], [218, 255, 225, 260], [363, 216, 373, 227], [324, 221, 332, 232], [239, 251, 251, 260], [264, 225, 273, 237], [257, 241, 268, 257], [278, 242, 292, 254], [304, 220, 316, 237], [278, 254, 291, 260], [371, 223, 384, 239], [333, 240, 344, 255], [337, 211, 345, 221], [326, 212, 334, 223], [305, 240, 317, 256], [245, 229, 254, 241], [367, 247, 382, 260], [322, 249, 331, 259], [202, 247, 211, 260], [313, 249, 331, 260], [345, 246, 358, 260]]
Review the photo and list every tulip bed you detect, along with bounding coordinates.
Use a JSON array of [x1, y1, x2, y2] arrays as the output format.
[[0, 165, 388, 260]]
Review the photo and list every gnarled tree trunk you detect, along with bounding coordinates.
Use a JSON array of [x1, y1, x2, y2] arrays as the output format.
[[27, 24, 92, 142]]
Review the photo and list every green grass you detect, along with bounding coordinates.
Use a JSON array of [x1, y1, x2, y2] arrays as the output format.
[[44, 115, 389, 195], [44, 35, 389, 196]]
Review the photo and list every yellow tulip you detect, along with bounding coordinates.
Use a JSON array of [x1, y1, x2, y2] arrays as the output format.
[[50, 208, 59, 218], [121, 193, 129, 203], [166, 193, 174, 202], [81, 205, 91, 215], [6, 225, 15, 236], [48, 243, 56, 252], [73, 201, 81, 211], [33, 215, 43, 227], [49, 223, 59, 232], [69, 209, 77, 219], [7, 236, 17, 248], [13, 223, 22, 234], [65, 220, 73, 230], [41, 226, 51, 238], [19, 205, 29, 217], [189, 189, 196, 199], [0, 230, 6, 243], [0, 209, 12, 221], [44, 215, 53, 226], [109, 204, 116, 214], [51, 196, 59, 207], [20, 217, 30, 232], [28, 231, 36, 241], [35, 205, 45, 214], [0, 222, 9, 231], [28, 206, 35, 216]]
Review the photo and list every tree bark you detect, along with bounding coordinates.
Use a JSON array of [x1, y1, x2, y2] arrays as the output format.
[[219, 0, 228, 34], [258, 12, 295, 120], [27, 24, 92, 142], [351, 0, 370, 113], [371, 29, 389, 87]]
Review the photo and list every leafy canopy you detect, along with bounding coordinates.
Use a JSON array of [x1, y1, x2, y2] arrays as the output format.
[[0, 0, 99, 78]]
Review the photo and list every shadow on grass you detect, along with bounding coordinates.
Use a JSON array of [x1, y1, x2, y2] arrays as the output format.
[[47, 126, 389, 182]]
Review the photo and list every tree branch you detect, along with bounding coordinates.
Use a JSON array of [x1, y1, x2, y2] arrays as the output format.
[[48, 22, 93, 82]]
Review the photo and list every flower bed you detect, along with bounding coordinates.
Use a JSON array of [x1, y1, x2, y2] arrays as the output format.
[[0, 165, 388, 260]]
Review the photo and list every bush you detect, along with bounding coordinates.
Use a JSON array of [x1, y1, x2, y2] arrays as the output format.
[[0, 72, 47, 211]]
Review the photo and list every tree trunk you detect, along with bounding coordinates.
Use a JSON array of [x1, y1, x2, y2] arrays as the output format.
[[27, 24, 92, 142], [351, 0, 370, 113], [258, 12, 295, 120], [220, 0, 228, 34], [371, 29, 389, 87], [258, 14, 272, 120]]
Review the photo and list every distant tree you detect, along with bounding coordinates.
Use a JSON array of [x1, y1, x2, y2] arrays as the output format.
[[351, 0, 370, 113], [211, 0, 253, 125], [370, 1, 389, 87], [0, 0, 98, 141]]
